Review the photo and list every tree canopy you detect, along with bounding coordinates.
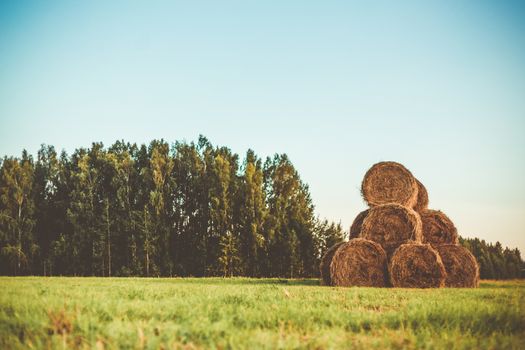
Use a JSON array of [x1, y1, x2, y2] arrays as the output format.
[[0, 137, 522, 279], [0, 137, 346, 277]]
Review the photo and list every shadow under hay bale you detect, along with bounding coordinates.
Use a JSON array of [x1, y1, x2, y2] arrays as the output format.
[[435, 244, 480, 288], [361, 203, 423, 257], [349, 209, 369, 239], [330, 238, 388, 287], [389, 243, 446, 288], [420, 209, 458, 246], [361, 161, 418, 208], [319, 241, 346, 286], [413, 179, 429, 212]]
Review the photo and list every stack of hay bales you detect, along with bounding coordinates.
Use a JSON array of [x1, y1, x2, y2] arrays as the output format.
[[320, 161, 479, 288]]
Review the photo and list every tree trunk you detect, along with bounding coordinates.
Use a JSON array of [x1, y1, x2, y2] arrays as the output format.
[[144, 208, 150, 277], [146, 250, 150, 277], [92, 240, 95, 276], [106, 199, 111, 277], [129, 206, 136, 273], [17, 204, 22, 275]]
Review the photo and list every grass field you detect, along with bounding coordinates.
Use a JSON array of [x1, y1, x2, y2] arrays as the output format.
[[0, 278, 524, 349]]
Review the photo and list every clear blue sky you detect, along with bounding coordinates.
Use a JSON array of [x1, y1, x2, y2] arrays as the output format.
[[1, 1, 524, 253]]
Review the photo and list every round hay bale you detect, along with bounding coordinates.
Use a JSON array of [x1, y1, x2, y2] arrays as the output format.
[[435, 244, 479, 288], [361, 204, 423, 257], [319, 242, 345, 286], [330, 238, 388, 287], [349, 209, 369, 239], [413, 179, 429, 212], [389, 243, 446, 288], [420, 209, 458, 246], [361, 161, 418, 207]]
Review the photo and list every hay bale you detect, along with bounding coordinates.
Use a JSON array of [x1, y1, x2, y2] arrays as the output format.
[[361, 204, 423, 256], [420, 209, 458, 246], [389, 243, 446, 288], [361, 161, 418, 207], [435, 244, 480, 288], [330, 238, 388, 287], [413, 179, 429, 212], [349, 209, 369, 239], [319, 242, 345, 286]]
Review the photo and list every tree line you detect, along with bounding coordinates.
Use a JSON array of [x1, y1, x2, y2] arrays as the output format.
[[0, 137, 346, 277], [460, 237, 523, 279], [1, 137, 522, 279]]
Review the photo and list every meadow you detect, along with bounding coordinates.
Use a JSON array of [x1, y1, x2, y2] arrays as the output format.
[[0, 277, 523, 349]]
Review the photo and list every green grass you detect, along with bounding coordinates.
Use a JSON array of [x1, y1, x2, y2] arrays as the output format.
[[0, 278, 524, 349]]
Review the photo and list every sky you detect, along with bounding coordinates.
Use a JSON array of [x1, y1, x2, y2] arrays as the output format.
[[1, 1, 524, 253]]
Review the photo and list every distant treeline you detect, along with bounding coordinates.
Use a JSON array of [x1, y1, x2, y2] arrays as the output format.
[[460, 237, 523, 279], [0, 137, 522, 279], [0, 137, 345, 277]]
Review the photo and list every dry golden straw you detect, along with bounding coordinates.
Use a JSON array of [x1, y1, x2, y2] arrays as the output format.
[[361, 161, 418, 207], [435, 244, 480, 288], [361, 203, 423, 257], [420, 209, 458, 246], [319, 241, 345, 286], [389, 243, 446, 288], [413, 178, 429, 212], [349, 209, 369, 239], [330, 238, 388, 287]]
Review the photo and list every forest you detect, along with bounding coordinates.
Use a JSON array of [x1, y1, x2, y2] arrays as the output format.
[[0, 136, 522, 278], [460, 237, 523, 280]]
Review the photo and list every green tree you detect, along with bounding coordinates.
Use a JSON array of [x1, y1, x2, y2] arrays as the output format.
[[67, 144, 107, 275], [146, 140, 174, 276], [171, 140, 207, 276], [107, 141, 140, 276], [263, 154, 316, 278], [33, 145, 62, 275], [0, 152, 35, 275], [218, 230, 240, 277], [460, 237, 524, 279], [2, 137, 523, 279], [314, 218, 346, 274], [237, 150, 267, 276], [207, 146, 240, 276]]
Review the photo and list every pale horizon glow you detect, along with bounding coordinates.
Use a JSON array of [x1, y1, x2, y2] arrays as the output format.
[[1, 1, 524, 253]]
